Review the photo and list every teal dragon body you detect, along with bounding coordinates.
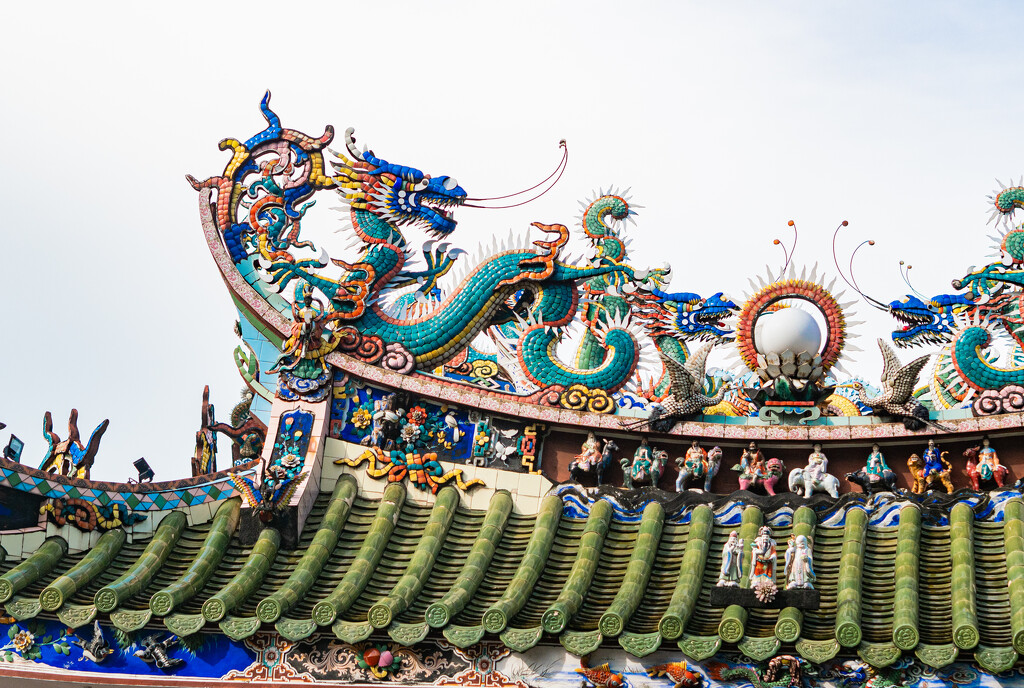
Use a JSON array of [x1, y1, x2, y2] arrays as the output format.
[[191, 95, 674, 400], [568, 190, 737, 401]]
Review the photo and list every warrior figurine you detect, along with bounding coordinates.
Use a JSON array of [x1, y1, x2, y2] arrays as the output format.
[[785, 535, 815, 589], [741, 442, 766, 478], [965, 435, 1009, 490], [922, 439, 943, 479], [750, 526, 777, 585], [675, 440, 708, 492], [717, 530, 744, 586]]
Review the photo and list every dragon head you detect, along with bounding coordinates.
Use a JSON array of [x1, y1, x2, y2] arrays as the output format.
[[888, 294, 971, 348], [630, 288, 737, 342], [331, 128, 467, 238]]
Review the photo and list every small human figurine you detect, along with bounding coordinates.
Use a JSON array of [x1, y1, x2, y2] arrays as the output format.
[[622, 438, 653, 489], [807, 443, 827, 482], [362, 393, 403, 450], [908, 449, 954, 494], [741, 442, 766, 478], [750, 526, 777, 585], [847, 443, 897, 493], [569, 432, 603, 483], [735, 443, 785, 495], [675, 440, 708, 492], [717, 530, 744, 586], [784, 535, 815, 590], [922, 439, 943, 479], [978, 436, 1000, 482], [964, 435, 1009, 490], [867, 444, 889, 480], [789, 443, 840, 498]]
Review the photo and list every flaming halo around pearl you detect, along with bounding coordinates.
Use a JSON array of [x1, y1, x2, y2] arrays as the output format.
[[728, 263, 862, 378]]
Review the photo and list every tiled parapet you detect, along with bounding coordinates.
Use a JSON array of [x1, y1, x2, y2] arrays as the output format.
[[0, 456, 257, 514]]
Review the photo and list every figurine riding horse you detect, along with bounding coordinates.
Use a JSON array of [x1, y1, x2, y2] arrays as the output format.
[[964, 443, 1008, 490], [676, 445, 723, 492], [569, 438, 619, 485]]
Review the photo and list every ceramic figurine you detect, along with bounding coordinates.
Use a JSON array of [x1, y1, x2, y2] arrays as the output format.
[[645, 661, 702, 688], [675, 440, 708, 492], [964, 436, 1009, 490], [785, 534, 815, 589], [362, 393, 403, 450], [704, 446, 723, 491], [788, 443, 840, 498], [717, 530, 744, 586], [569, 434, 619, 485], [922, 439, 943, 477], [908, 446, 954, 494], [134, 634, 185, 671], [622, 438, 665, 489], [847, 443, 897, 493], [569, 432, 601, 483], [576, 657, 624, 688], [734, 442, 784, 495], [629, 444, 667, 489], [72, 620, 112, 664], [750, 526, 777, 585]]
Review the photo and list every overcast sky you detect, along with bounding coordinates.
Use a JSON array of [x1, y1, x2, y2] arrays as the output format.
[[3, 1, 1022, 481]]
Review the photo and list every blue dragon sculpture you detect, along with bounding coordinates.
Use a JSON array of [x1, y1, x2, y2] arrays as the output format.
[[888, 294, 971, 349]]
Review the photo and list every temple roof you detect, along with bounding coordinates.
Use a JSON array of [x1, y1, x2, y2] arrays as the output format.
[[2, 463, 1021, 676]]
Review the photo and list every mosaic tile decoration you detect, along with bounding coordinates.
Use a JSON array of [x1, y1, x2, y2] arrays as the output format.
[[0, 457, 257, 512]]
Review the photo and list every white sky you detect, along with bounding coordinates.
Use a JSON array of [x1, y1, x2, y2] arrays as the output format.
[[2, 1, 1022, 481]]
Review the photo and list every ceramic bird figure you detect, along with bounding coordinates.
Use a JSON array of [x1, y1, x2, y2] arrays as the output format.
[[134, 634, 185, 671], [622, 342, 724, 432], [443, 413, 462, 442], [647, 661, 702, 688], [853, 339, 944, 430], [230, 470, 307, 520], [72, 620, 112, 664], [576, 656, 625, 688]]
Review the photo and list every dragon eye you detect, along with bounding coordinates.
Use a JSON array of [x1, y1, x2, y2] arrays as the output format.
[[442, 177, 458, 191]]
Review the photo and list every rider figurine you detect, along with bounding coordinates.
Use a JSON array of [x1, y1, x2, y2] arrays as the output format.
[[866, 443, 889, 482], [922, 439, 943, 479], [623, 438, 653, 489], [806, 443, 828, 483], [978, 435, 1000, 482], [575, 432, 601, 471], [676, 439, 708, 492], [741, 442, 766, 480]]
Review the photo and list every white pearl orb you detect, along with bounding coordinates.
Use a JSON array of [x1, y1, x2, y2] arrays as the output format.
[[754, 307, 822, 356]]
